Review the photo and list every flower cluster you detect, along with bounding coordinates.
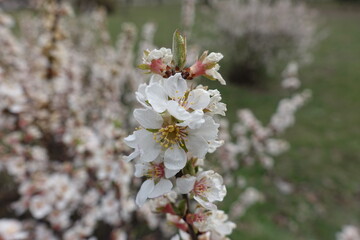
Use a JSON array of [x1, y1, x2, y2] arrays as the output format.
[[138, 36, 226, 85], [125, 31, 235, 239]]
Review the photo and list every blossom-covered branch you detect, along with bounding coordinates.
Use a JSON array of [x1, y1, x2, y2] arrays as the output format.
[[125, 30, 235, 240]]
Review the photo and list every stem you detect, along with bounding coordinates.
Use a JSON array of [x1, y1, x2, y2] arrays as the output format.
[[182, 194, 197, 240], [45, 0, 61, 81]]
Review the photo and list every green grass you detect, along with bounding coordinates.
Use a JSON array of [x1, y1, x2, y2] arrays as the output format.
[[107, 2, 360, 239], [108, 3, 182, 48]]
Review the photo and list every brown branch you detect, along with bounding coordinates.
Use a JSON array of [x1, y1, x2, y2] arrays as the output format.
[[182, 194, 197, 240]]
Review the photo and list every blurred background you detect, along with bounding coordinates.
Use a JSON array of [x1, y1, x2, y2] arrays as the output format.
[[0, 0, 359, 239]]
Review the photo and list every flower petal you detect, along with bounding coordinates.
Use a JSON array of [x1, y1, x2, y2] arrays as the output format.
[[165, 168, 180, 178], [194, 196, 217, 210], [166, 101, 190, 121], [124, 149, 140, 162], [124, 132, 140, 162], [134, 108, 163, 129], [163, 73, 187, 99], [146, 82, 168, 113], [135, 83, 149, 108], [193, 116, 219, 141], [164, 147, 187, 170], [149, 74, 164, 84], [148, 179, 173, 198], [206, 67, 226, 85], [186, 134, 208, 159], [136, 179, 155, 206], [176, 176, 196, 194], [124, 132, 137, 148], [178, 110, 204, 129], [204, 52, 223, 63], [135, 129, 161, 162], [208, 140, 224, 153], [134, 163, 150, 177], [186, 89, 210, 110]]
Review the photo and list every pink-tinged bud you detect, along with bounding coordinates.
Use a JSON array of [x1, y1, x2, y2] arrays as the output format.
[[189, 60, 207, 78], [150, 59, 167, 75], [140, 48, 173, 76], [188, 51, 226, 85], [175, 222, 189, 232], [167, 214, 188, 232], [160, 203, 176, 215]]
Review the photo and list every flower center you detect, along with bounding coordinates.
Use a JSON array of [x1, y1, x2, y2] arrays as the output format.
[[153, 124, 188, 148], [147, 163, 165, 179], [193, 178, 209, 196], [186, 212, 206, 224]]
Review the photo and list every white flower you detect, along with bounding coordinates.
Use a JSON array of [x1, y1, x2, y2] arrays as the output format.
[[176, 170, 226, 210], [0, 219, 28, 240], [101, 191, 121, 224], [48, 210, 71, 230], [126, 110, 219, 171], [143, 48, 173, 65], [240, 187, 264, 207], [265, 138, 289, 156], [145, 73, 210, 128], [63, 127, 99, 154], [336, 225, 360, 240], [29, 195, 52, 219], [134, 160, 177, 206], [126, 73, 225, 168], [171, 231, 191, 240], [140, 48, 173, 75], [112, 229, 127, 240], [148, 191, 177, 214], [189, 208, 236, 238], [206, 89, 227, 116], [282, 77, 301, 90], [282, 61, 298, 79]]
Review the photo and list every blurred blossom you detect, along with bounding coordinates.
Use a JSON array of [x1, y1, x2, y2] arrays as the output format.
[[0, 219, 28, 240], [0, 3, 158, 239], [337, 225, 360, 240], [214, 0, 318, 76]]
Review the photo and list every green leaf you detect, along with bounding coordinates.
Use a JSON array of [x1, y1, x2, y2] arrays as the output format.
[[177, 199, 187, 217], [183, 159, 196, 176], [137, 64, 150, 70], [172, 30, 187, 70]]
